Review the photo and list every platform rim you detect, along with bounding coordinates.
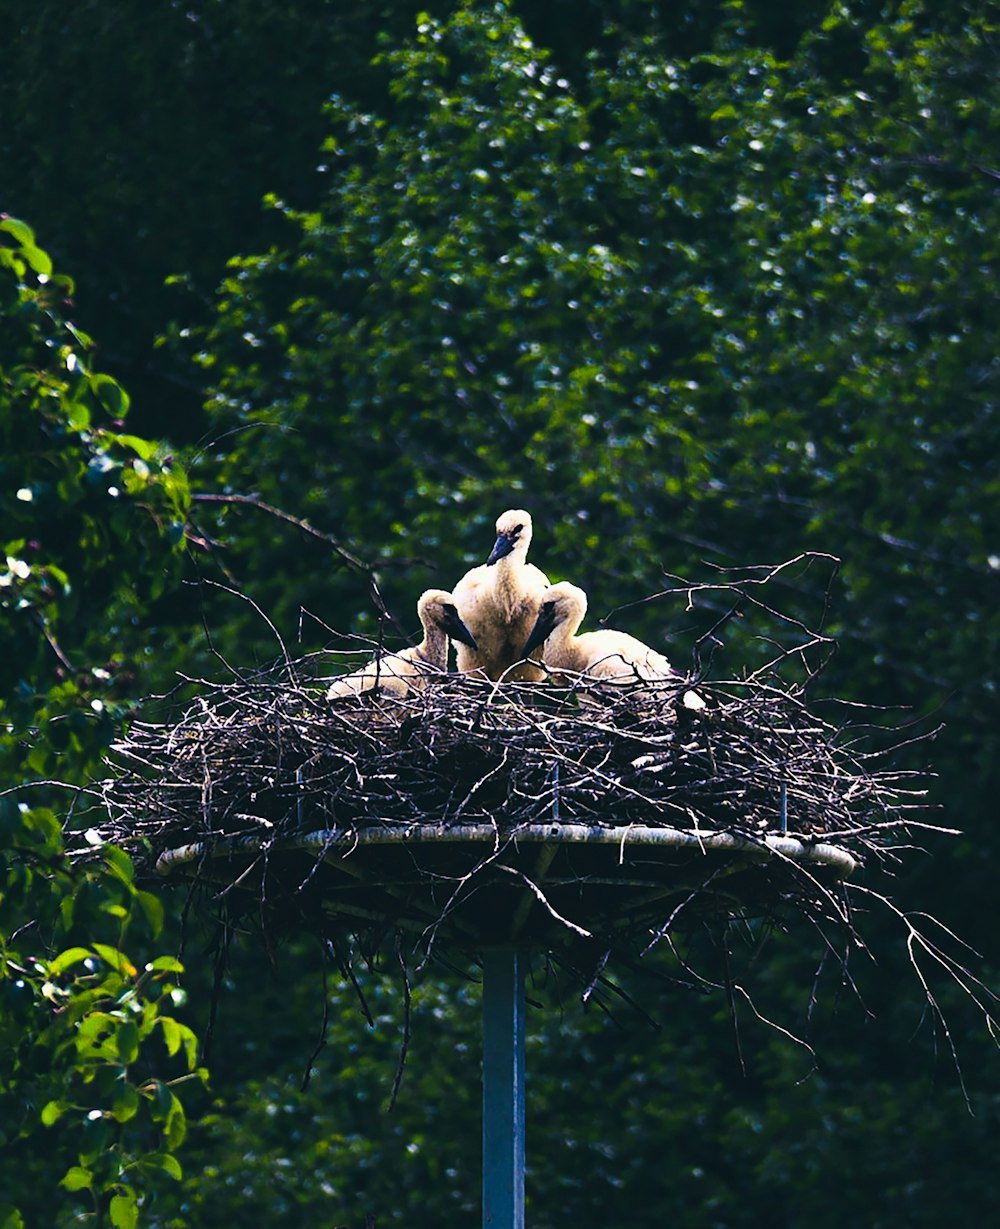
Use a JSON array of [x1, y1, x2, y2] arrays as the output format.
[[154, 820, 857, 879]]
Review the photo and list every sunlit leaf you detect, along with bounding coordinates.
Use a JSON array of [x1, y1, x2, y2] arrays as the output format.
[[109, 1189, 138, 1229], [0, 1204, 25, 1229], [47, 947, 94, 977], [59, 1166, 93, 1193], [92, 944, 138, 978], [146, 955, 185, 974], [160, 1016, 182, 1057], [0, 217, 36, 246], [40, 1100, 67, 1126], [89, 373, 131, 419], [111, 1082, 140, 1123]]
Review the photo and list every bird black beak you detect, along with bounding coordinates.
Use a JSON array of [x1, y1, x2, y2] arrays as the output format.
[[486, 529, 518, 566], [521, 602, 556, 657], [441, 604, 478, 651]]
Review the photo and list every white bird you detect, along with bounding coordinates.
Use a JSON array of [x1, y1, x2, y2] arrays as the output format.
[[326, 589, 477, 700], [522, 581, 706, 709], [452, 509, 550, 681]]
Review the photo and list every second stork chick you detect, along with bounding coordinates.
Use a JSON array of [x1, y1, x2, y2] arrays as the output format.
[[523, 581, 706, 709], [326, 589, 477, 700]]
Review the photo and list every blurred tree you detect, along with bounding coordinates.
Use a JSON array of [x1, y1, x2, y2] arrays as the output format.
[[185, 0, 998, 754], [0, 221, 202, 1226], [0, 0, 443, 441]]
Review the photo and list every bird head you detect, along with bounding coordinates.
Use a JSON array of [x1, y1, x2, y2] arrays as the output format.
[[521, 582, 587, 656], [486, 509, 532, 566], [419, 589, 479, 650]]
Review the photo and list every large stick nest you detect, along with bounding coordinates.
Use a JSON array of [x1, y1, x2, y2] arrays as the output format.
[[102, 668, 911, 849], [96, 654, 927, 958], [84, 563, 1000, 1083]]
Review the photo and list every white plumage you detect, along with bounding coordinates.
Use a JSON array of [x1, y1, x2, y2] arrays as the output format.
[[326, 589, 477, 700], [452, 509, 550, 682], [523, 581, 706, 708]]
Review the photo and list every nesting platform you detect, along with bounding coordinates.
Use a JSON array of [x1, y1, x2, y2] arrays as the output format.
[[95, 661, 918, 962], [153, 820, 856, 951]]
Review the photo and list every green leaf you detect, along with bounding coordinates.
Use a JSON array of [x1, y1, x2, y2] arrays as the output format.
[[40, 1100, 67, 1126], [110, 432, 159, 462], [160, 1016, 182, 1057], [111, 1082, 140, 1123], [21, 243, 53, 277], [92, 944, 138, 977], [109, 1189, 138, 1229], [147, 955, 185, 974], [151, 1080, 172, 1116], [78, 1113, 112, 1165], [158, 1016, 199, 1067], [48, 946, 95, 977], [101, 844, 135, 884], [89, 373, 130, 419], [164, 1092, 187, 1150], [135, 889, 164, 937], [75, 1011, 118, 1057], [0, 1204, 25, 1229], [116, 1019, 140, 1065], [0, 247, 24, 278], [177, 1022, 199, 1068], [59, 1166, 93, 1193], [153, 1153, 183, 1181], [44, 563, 70, 593], [0, 217, 36, 246], [66, 399, 92, 432]]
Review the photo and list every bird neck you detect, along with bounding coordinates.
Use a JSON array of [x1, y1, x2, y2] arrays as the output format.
[[493, 551, 527, 605], [417, 623, 447, 670], [551, 603, 585, 651]]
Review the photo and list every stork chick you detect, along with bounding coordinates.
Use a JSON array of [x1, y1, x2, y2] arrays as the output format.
[[326, 589, 477, 700], [523, 581, 706, 708]]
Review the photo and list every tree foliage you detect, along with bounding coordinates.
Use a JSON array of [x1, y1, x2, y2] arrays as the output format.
[[189, 1, 997, 797], [0, 224, 201, 1225], [2, 1, 1000, 1225], [0, 817, 203, 1229], [167, 5, 1000, 1218], [173, 3, 1000, 1219], [0, 216, 189, 788]]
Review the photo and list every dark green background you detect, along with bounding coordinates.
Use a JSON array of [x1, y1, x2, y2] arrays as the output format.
[[2, 1, 998, 1224]]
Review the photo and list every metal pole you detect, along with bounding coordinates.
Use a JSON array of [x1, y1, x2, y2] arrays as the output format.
[[482, 947, 526, 1229]]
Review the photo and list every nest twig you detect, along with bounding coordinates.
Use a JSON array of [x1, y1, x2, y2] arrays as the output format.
[[59, 556, 997, 1095]]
